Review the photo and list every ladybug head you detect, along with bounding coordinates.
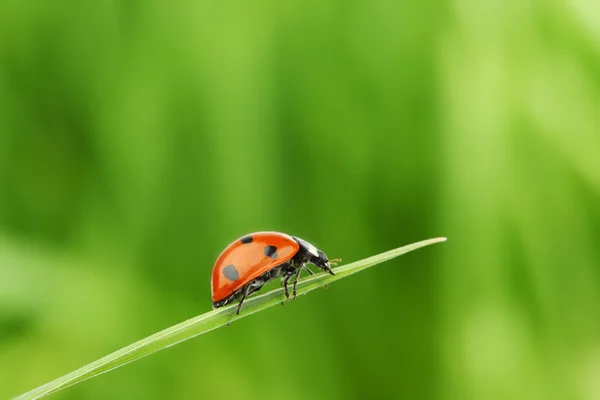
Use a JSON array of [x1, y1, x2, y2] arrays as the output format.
[[293, 236, 340, 276], [312, 249, 335, 276]]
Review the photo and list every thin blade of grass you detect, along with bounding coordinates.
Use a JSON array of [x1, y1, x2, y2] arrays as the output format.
[[14, 237, 446, 400]]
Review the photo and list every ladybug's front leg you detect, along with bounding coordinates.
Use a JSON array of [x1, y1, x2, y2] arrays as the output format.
[[292, 265, 306, 300]]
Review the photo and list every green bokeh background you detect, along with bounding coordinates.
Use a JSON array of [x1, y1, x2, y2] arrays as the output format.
[[2, 1, 600, 399]]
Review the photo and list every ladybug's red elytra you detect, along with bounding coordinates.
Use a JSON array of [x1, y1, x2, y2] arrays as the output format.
[[211, 232, 339, 314]]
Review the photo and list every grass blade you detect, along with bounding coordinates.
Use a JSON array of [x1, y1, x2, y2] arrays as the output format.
[[14, 237, 446, 400]]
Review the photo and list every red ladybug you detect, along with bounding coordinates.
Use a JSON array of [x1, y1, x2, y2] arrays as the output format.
[[211, 232, 339, 314]]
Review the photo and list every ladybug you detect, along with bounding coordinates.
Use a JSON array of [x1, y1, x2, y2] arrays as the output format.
[[211, 232, 339, 314]]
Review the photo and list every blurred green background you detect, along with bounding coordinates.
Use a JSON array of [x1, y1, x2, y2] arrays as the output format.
[[1, 1, 600, 399]]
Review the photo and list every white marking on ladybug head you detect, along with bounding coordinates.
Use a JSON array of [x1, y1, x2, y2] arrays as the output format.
[[293, 237, 319, 257]]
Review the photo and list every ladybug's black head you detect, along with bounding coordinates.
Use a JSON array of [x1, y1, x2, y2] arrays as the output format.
[[293, 236, 336, 276], [312, 249, 335, 276]]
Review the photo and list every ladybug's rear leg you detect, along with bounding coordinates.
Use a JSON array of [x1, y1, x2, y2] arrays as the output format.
[[236, 285, 252, 315]]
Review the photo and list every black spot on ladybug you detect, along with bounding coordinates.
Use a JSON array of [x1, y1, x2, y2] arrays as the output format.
[[240, 236, 253, 244], [223, 265, 239, 281], [264, 245, 278, 259]]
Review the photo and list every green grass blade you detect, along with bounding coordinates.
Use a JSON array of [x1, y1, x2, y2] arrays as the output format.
[[14, 237, 446, 400]]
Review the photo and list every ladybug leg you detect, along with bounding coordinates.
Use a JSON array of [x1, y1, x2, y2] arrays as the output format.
[[292, 265, 304, 300], [302, 265, 314, 275], [279, 261, 296, 301], [282, 274, 292, 300], [236, 285, 252, 315]]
